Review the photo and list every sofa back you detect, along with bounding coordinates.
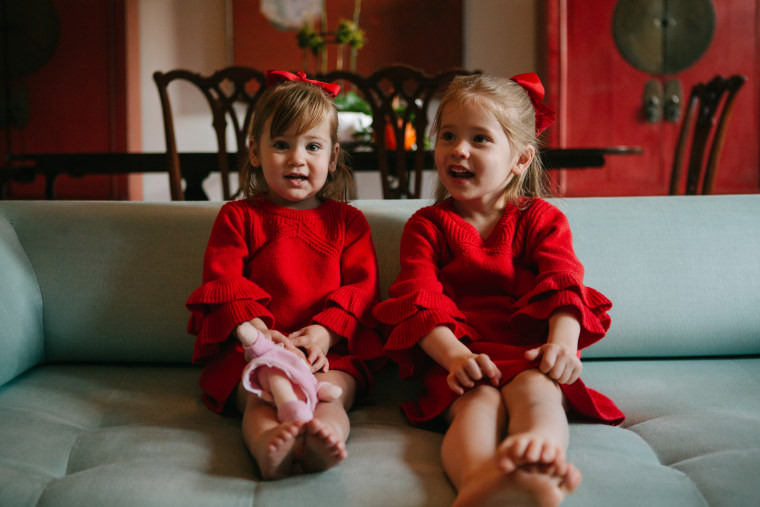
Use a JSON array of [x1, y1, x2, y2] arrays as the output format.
[[0, 201, 219, 366], [552, 195, 760, 358], [1, 196, 758, 370]]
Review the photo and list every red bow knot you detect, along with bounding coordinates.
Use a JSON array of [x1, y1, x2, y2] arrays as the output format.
[[266, 70, 341, 98], [510, 72, 556, 135]]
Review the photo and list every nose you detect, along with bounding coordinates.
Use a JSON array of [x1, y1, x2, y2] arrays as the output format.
[[451, 139, 469, 158], [288, 147, 306, 167]]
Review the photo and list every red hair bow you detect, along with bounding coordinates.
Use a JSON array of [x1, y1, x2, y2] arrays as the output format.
[[266, 70, 341, 98], [510, 73, 556, 135]]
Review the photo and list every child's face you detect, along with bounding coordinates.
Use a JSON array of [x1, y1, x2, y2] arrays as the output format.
[[434, 100, 533, 209], [250, 118, 339, 209]]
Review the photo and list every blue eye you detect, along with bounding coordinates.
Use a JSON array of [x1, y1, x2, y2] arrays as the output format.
[[273, 140, 288, 150], [306, 143, 321, 152]]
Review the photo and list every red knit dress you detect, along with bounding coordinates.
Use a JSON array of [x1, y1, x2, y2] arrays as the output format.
[[373, 198, 624, 425], [187, 198, 383, 412]]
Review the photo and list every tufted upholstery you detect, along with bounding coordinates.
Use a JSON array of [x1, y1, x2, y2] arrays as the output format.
[[1, 196, 759, 507]]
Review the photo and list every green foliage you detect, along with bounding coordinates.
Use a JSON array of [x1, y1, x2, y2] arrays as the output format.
[[334, 91, 372, 115], [335, 20, 366, 49], [296, 26, 325, 54]]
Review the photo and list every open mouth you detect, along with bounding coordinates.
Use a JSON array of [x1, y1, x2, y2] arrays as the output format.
[[449, 167, 474, 179], [285, 174, 308, 181]]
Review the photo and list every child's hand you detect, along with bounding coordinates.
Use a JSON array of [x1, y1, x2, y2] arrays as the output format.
[[446, 353, 502, 395], [524, 344, 582, 384], [288, 324, 334, 373]]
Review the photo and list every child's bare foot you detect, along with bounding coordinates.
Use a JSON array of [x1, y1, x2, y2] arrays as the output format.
[[452, 459, 582, 507], [452, 433, 581, 507], [300, 418, 347, 472], [497, 433, 565, 473], [252, 420, 306, 480]]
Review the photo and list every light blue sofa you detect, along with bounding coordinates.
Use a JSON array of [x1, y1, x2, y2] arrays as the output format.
[[1, 196, 759, 507]]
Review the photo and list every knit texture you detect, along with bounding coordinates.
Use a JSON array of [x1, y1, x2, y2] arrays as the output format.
[[187, 198, 383, 410], [373, 198, 624, 425]]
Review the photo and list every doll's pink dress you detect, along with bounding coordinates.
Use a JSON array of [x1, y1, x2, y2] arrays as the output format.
[[241, 333, 339, 422]]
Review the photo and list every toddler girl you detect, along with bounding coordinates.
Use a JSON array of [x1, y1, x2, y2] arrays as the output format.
[[373, 73, 624, 506], [187, 70, 383, 480]]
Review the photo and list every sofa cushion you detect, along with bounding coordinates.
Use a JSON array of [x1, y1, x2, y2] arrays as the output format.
[[1, 358, 758, 507], [0, 364, 454, 507], [0, 209, 44, 386], [554, 195, 760, 359], [0, 201, 221, 364], [565, 357, 760, 507], [352, 199, 424, 299]]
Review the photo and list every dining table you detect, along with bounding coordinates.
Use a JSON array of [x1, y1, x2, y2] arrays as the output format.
[[2, 146, 642, 200]]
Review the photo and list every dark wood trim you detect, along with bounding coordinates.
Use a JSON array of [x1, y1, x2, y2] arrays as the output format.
[[3, 147, 642, 200]]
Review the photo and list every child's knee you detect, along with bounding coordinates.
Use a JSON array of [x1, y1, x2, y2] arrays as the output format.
[[502, 369, 561, 403], [450, 384, 504, 417]]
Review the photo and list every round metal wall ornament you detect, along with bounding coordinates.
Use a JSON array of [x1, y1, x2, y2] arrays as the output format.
[[612, 0, 716, 75]]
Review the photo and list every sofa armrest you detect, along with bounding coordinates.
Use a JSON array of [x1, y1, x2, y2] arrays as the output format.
[[0, 210, 44, 386]]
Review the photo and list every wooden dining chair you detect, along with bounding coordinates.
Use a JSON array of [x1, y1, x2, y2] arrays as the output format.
[[669, 74, 747, 195], [153, 67, 268, 200], [321, 65, 479, 199]]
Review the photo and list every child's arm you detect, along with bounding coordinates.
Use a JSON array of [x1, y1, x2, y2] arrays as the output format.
[[309, 207, 383, 363], [420, 325, 502, 395], [524, 309, 582, 384], [188, 203, 277, 364]]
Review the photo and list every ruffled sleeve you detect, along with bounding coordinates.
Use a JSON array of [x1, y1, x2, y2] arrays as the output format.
[[311, 206, 384, 361], [186, 202, 274, 363], [373, 211, 468, 377], [376, 289, 465, 348], [509, 201, 612, 350], [187, 276, 274, 362]]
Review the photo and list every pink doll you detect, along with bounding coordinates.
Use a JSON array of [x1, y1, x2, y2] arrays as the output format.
[[237, 321, 343, 423]]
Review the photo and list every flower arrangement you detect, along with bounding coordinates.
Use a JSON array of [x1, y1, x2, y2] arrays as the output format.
[[296, 0, 365, 73]]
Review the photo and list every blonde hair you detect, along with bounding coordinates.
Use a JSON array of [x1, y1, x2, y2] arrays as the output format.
[[239, 79, 353, 202], [431, 73, 550, 204]]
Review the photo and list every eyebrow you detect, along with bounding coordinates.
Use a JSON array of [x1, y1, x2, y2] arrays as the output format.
[[271, 132, 330, 143], [440, 123, 495, 135]]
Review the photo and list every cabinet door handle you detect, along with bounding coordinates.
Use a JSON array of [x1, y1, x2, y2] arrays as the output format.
[[642, 80, 664, 123], [664, 79, 684, 122]]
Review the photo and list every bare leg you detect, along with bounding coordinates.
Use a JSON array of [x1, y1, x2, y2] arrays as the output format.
[[441, 385, 513, 507], [442, 385, 506, 488], [300, 369, 356, 473], [497, 369, 582, 504], [235, 383, 306, 480], [446, 371, 581, 507]]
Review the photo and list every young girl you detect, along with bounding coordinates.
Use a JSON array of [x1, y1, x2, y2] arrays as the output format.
[[187, 70, 383, 480], [373, 73, 624, 506]]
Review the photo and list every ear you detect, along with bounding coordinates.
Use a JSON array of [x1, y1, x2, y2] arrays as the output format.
[[328, 142, 340, 173], [512, 145, 535, 176], [248, 138, 261, 167]]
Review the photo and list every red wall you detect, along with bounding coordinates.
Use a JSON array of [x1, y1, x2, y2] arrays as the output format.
[[3, 0, 461, 200], [2, 0, 129, 199], [542, 0, 759, 196], [232, 0, 463, 75]]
